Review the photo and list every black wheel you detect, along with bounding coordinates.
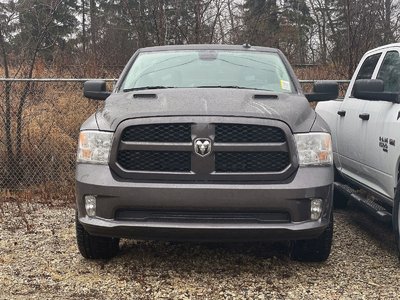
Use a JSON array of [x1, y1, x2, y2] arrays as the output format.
[[75, 212, 120, 259], [291, 211, 333, 262], [393, 181, 400, 259]]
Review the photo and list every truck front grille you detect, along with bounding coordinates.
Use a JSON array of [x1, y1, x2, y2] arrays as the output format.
[[118, 150, 191, 172], [112, 118, 297, 181], [215, 152, 290, 173], [215, 124, 285, 143], [122, 123, 191, 142]]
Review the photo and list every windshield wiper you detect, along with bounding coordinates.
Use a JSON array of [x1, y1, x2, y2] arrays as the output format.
[[195, 85, 273, 91], [123, 86, 175, 92]]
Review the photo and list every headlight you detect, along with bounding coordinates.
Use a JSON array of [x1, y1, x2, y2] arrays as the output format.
[[77, 131, 113, 164], [294, 133, 332, 166]]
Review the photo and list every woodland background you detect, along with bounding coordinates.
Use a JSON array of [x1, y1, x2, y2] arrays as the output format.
[[1, 0, 400, 79], [0, 0, 399, 196]]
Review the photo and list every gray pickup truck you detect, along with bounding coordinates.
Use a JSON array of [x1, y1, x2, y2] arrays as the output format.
[[76, 44, 338, 261]]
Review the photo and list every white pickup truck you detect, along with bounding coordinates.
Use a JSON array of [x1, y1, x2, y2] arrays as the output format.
[[316, 43, 400, 257]]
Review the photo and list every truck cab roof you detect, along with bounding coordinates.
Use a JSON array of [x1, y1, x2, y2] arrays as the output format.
[[137, 44, 281, 53], [365, 43, 400, 55]]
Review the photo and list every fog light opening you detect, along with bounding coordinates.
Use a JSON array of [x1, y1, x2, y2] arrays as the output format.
[[310, 198, 323, 221], [85, 195, 97, 217]]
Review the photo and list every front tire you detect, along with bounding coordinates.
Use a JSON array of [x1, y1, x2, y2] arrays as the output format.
[[291, 211, 333, 262], [393, 181, 400, 259], [75, 213, 120, 259]]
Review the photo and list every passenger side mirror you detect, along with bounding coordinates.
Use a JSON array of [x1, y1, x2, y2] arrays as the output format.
[[84, 80, 111, 100], [305, 81, 339, 102], [353, 79, 399, 103]]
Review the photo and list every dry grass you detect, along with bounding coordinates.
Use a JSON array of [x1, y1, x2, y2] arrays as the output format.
[[0, 81, 100, 202], [294, 64, 348, 80], [0, 65, 349, 203], [294, 65, 350, 97]]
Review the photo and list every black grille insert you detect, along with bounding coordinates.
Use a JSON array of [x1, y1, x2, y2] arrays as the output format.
[[122, 123, 192, 143], [115, 210, 290, 223], [118, 151, 191, 172], [215, 152, 290, 173], [215, 124, 285, 143]]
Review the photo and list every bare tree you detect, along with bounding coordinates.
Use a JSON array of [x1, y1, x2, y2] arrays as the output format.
[[0, 0, 71, 186]]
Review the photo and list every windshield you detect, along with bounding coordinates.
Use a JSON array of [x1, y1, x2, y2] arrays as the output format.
[[120, 50, 295, 93]]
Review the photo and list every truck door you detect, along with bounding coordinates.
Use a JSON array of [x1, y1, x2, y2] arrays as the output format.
[[337, 53, 382, 180], [361, 50, 400, 199]]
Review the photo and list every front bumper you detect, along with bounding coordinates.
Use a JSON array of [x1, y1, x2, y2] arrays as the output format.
[[76, 165, 333, 241]]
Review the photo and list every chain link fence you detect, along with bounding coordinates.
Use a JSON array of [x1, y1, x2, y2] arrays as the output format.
[[0, 79, 116, 200], [0, 79, 349, 199]]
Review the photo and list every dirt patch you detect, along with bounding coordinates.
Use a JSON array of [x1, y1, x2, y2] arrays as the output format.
[[0, 201, 399, 299]]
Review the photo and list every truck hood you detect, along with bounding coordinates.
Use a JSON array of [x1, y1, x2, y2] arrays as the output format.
[[95, 88, 316, 132]]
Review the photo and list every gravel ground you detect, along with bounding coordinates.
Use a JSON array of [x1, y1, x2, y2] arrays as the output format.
[[0, 200, 399, 300]]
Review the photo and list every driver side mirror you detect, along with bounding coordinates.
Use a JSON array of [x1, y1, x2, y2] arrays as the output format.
[[305, 81, 339, 102], [84, 80, 111, 100]]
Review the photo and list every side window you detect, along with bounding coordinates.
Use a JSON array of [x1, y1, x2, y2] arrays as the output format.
[[377, 51, 400, 93], [356, 53, 381, 80]]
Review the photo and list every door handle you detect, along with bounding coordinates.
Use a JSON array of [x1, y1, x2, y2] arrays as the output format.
[[359, 113, 370, 120], [337, 110, 346, 117]]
